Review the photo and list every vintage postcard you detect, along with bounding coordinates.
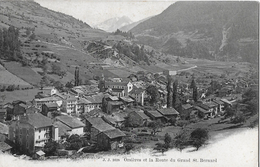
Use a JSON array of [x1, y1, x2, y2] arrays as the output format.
[[0, 0, 258, 167]]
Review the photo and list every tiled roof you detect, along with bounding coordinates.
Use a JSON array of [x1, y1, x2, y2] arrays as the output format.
[[105, 81, 129, 87], [107, 95, 119, 101], [85, 93, 104, 104], [197, 103, 210, 110], [12, 100, 26, 105], [0, 142, 12, 151], [157, 108, 179, 116], [35, 96, 60, 102], [111, 88, 124, 93], [56, 115, 85, 128], [42, 86, 55, 90], [26, 106, 40, 114], [221, 99, 233, 105], [36, 150, 45, 156], [44, 103, 58, 108], [194, 106, 211, 114], [85, 117, 115, 132], [54, 121, 71, 137], [129, 86, 145, 94], [26, 113, 53, 128], [0, 122, 8, 135], [120, 96, 135, 103], [108, 101, 124, 106], [204, 102, 218, 108], [182, 104, 193, 110], [145, 110, 163, 118], [213, 99, 224, 105], [102, 129, 126, 139], [134, 110, 149, 120]]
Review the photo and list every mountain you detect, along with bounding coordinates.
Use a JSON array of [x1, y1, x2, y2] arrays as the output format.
[[130, 1, 259, 64], [0, 1, 110, 86], [119, 16, 152, 32], [96, 16, 133, 32], [0, 1, 160, 87]]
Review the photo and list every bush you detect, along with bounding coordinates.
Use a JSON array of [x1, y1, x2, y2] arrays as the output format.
[[231, 114, 246, 124], [125, 143, 134, 153], [6, 85, 15, 91], [249, 118, 258, 128], [43, 140, 59, 156]]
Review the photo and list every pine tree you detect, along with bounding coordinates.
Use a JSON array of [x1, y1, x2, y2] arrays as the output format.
[[190, 78, 198, 102], [74, 67, 79, 86], [172, 79, 178, 108], [193, 86, 198, 102], [167, 76, 172, 108]]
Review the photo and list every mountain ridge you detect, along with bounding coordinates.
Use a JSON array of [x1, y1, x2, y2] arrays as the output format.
[[96, 16, 133, 32], [130, 1, 259, 63]]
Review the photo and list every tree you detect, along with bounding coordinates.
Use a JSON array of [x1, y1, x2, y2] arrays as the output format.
[[167, 76, 172, 108], [53, 81, 64, 90], [102, 97, 108, 113], [125, 143, 134, 153], [164, 133, 172, 149], [146, 85, 159, 105], [25, 29, 30, 36], [193, 86, 198, 102], [66, 134, 83, 150], [190, 78, 198, 102], [169, 117, 176, 126], [98, 80, 105, 92], [244, 98, 258, 115], [190, 128, 209, 151], [42, 56, 48, 73], [30, 33, 36, 40], [148, 120, 163, 135], [190, 78, 196, 89], [242, 88, 258, 102], [174, 131, 188, 152], [51, 63, 62, 75], [43, 140, 59, 156], [40, 74, 49, 88], [231, 113, 246, 124], [224, 105, 236, 119], [154, 142, 167, 155], [65, 81, 74, 88], [74, 67, 80, 86], [172, 79, 178, 108]]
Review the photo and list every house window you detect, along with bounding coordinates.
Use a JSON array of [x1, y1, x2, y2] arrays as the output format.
[[39, 129, 41, 133], [39, 136, 40, 139]]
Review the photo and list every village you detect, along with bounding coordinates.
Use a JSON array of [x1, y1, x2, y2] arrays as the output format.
[[0, 63, 258, 160]]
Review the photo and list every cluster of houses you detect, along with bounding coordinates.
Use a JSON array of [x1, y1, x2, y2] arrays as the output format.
[[0, 66, 256, 157]]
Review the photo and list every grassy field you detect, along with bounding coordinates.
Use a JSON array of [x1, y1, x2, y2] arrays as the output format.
[[0, 88, 40, 103], [3, 61, 42, 86], [108, 68, 133, 79], [0, 64, 31, 87]]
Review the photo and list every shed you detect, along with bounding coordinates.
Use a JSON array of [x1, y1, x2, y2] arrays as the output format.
[[97, 129, 125, 150], [144, 110, 166, 123], [127, 110, 150, 127], [157, 108, 179, 118]]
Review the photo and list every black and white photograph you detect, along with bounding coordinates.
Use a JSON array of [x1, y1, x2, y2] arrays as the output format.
[[0, 0, 258, 167]]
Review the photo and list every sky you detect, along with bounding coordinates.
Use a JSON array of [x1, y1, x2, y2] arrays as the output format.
[[34, 0, 175, 27]]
